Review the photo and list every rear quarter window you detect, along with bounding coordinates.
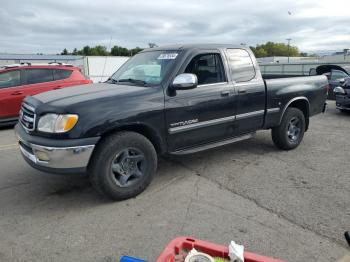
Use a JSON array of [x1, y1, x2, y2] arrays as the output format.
[[226, 49, 255, 82], [54, 69, 72, 80], [26, 69, 54, 84]]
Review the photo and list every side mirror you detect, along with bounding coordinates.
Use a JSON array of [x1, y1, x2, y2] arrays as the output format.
[[338, 78, 345, 84], [171, 73, 198, 90], [333, 86, 346, 95]]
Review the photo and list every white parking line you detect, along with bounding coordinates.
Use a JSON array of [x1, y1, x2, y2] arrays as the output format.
[[0, 144, 18, 151]]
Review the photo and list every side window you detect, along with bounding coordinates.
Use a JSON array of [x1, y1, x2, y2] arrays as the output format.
[[54, 69, 72, 80], [331, 70, 347, 81], [184, 53, 226, 85], [0, 70, 20, 89], [26, 69, 54, 84], [226, 49, 255, 82]]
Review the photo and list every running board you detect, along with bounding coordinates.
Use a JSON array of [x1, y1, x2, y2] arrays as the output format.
[[170, 132, 256, 155]]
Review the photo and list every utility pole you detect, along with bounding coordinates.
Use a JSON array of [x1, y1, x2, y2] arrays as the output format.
[[286, 38, 292, 63], [101, 36, 112, 82], [344, 49, 349, 61]]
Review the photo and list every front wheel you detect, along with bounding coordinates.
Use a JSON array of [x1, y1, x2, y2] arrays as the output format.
[[89, 131, 157, 200], [272, 108, 305, 150]]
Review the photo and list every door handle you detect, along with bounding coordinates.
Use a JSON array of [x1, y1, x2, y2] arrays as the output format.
[[11, 91, 23, 95], [53, 87, 62, 90], [221, 90, 231, 97], [238, 88, 247, 94]]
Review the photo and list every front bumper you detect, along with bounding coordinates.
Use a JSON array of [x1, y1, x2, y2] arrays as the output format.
[[335, 95, 350, 110], [15, 124, 99, 174]]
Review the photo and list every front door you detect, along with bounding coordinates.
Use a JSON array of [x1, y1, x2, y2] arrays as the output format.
[[0, 69, 23, 119], [165, 51, 237, 152]]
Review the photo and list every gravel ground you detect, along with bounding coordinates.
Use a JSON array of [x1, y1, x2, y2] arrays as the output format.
[[0, 101, 349, 262]]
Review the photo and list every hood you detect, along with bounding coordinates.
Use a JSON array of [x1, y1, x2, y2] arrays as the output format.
[[33, 82, 150, 107], [316, 65, 350, 75]]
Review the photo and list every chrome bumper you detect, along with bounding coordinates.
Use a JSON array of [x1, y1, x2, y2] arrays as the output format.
[[17, 136, 95, 170]]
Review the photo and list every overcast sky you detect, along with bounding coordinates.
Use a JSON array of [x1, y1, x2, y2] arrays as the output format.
[[1, 0, 349, 54]]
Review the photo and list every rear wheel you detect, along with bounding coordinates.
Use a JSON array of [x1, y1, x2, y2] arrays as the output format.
[[89, 131, 157, 200], [272, 108, 305, 150]]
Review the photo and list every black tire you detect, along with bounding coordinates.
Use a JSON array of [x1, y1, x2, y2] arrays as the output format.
[[339, 109, 349, 113], [272, 107, 305, 150], [89, 131, 157, 200]]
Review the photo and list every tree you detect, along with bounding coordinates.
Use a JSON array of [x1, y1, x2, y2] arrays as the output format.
[[130, 47, 143, 56], [110, 45, 129, 56], [90, 45, 108, 56], [250, 42, 300, 58], [250, 46, 267, 58], [61, 45, 144, 57], [61, 48, 68, 55], [82, 46, 91, 56]]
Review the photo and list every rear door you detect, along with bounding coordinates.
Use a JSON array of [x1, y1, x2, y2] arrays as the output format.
[[225, 48, 266, 134], [165, 51, 237, 151]]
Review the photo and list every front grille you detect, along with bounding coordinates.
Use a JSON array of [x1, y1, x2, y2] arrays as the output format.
[[19, 102, 36, 131]]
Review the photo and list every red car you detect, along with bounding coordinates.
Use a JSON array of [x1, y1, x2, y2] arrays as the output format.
[[0, 63, 92, 126]]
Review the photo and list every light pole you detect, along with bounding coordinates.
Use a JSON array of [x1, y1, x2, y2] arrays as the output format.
[[286, 38, 292, 63], [344, 49, 349, 61]]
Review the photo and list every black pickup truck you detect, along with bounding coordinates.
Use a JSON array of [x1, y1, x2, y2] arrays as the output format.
[[15, 44, 328, 200]]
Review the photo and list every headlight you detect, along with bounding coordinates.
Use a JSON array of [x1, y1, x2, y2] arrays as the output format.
[[37, 114, 79, 133]]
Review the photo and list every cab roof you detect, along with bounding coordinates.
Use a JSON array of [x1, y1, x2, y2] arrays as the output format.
[[141, 43, 250, 52]]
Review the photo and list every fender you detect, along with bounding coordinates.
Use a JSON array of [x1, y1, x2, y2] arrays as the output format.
[[100, 121, 166, 154], [279, 96, 310, 125]]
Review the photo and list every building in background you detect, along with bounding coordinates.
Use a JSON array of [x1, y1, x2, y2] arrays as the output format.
[[257, 56, 317, 64], [85, 56, 129, 82], [258, 50, 350, 76], [257, 49, 350, 64]]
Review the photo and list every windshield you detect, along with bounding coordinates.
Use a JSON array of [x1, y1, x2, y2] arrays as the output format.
[[110, 51, 179, 86]]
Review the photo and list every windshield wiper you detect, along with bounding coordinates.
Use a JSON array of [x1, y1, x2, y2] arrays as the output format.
[[106, 78, 118, 84], [118, 78, 147, 86]]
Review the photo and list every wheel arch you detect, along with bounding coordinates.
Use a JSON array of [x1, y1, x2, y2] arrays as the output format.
[[99, 123, 166, 155], [279, 97, 310, 131]]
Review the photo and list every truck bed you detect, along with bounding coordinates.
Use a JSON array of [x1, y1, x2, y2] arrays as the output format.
[[262, 74, 310, 79], [263, 75, 328, 129]]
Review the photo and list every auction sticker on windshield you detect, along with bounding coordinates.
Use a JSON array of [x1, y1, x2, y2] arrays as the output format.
[[158, 53, 178, 59]]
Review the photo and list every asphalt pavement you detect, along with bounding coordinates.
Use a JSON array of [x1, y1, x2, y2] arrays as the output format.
[[0, 101, 349, 262]]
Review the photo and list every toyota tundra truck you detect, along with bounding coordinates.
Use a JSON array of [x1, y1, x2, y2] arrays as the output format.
[[15, 44, 328, 200]]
